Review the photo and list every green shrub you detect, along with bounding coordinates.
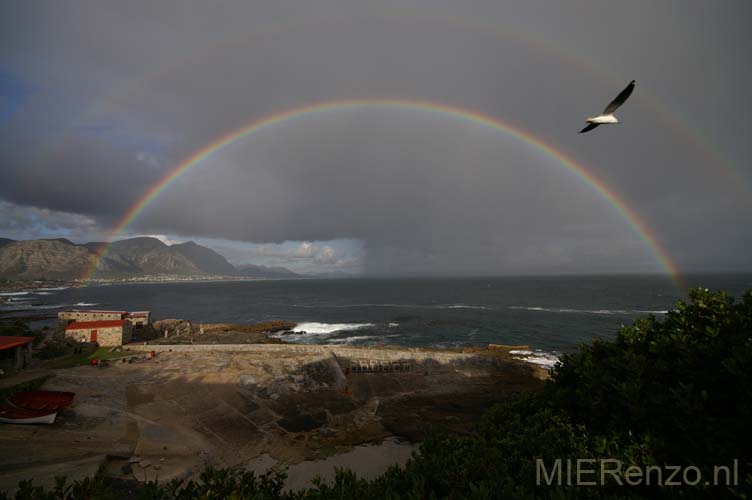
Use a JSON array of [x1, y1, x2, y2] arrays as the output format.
[[550, 289, 752, 467]]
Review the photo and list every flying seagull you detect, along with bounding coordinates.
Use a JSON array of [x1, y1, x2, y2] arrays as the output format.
[[579, 80, 635, 133]]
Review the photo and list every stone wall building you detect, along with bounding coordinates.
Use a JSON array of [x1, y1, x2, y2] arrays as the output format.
[[0, 336, 33, 374], [64, 320, 132, 347], [59, 310, 150, 329], [125, 311, 151, 327], [59, 310, 126, 326]]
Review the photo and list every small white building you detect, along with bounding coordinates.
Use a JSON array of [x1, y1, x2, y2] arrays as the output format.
[[125, 311, 151, 327], [64, 320, 132, 347]]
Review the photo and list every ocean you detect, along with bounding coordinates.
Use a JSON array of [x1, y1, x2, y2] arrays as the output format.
[[2, 274, 750, 366]]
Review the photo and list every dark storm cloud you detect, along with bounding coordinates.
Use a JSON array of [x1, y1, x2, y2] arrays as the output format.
[[0, 200, 102, 241], [1, 0, 750, 274]]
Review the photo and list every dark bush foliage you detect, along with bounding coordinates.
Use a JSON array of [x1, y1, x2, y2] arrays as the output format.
[[0, 319, 33, 337]]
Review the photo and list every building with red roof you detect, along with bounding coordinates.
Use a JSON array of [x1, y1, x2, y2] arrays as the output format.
[[58, 310, 151, 329], [0, 336, 33, 373], [64, 319, 131, 346], [58, 310, 126, 325]]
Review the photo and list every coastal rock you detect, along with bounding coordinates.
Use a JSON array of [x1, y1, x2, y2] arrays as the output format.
[[237, 374, 258, 386]]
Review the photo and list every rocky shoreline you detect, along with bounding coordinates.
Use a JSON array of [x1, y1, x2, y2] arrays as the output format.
[[0, 317, 547, 493]]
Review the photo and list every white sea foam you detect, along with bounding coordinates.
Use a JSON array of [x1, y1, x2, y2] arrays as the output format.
[[430, 340, 465, 348], [327, 335, 381, 344], [446, 304, 491, 310], [0, 291, 29, 296], [291, 322, 375, 335], [508, 306, 666, 315], [509, 349, 561, 368], [290, 303, 493, 311], [74, 302, 98, 307], [275, 322, 375, 344], [387, 322, 399, 328], [34, 287, 69, 291]]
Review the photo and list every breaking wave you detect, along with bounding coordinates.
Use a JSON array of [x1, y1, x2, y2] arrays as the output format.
[[291, 322, 375, 335], [288, 302, 493, 311], [508, 306, 668, 315], [446, 304, 492, 310], [327, 335, 382, 344], [273, 322, 375, 344], [509, 349, 561, 368], [1, 301, 99, 310]]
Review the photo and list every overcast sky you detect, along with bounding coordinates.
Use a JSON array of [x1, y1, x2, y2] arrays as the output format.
[[1, 0, 751, 275]]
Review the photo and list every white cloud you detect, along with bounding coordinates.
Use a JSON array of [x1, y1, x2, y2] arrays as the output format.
[[210, 239, 364, 274]]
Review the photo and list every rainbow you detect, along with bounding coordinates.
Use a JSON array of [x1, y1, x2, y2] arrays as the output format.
[[83, 98, 682, 286]]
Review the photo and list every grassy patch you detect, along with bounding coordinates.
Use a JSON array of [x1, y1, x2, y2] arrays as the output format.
[[87, 347, 135, 361], [39, 344, 98, 369]]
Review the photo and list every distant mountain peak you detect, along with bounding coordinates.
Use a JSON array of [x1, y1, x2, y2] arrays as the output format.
[[0, 236, 299, 280], [41, 238, 76, 246]]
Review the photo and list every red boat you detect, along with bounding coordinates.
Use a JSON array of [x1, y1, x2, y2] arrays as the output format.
[[0, 407, 57, 425], [8, 390, 75, 411]]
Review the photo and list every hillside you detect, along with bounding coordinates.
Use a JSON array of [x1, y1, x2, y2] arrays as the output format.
[[0, 239, 98, 280], [103, 237, 200, 275], [171, 241, 237, 275], [0, 237, 297, 280]]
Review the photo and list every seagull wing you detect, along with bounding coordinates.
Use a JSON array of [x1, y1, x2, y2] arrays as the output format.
[[603, 80, 635, 114], [579, 123, 600, 134]]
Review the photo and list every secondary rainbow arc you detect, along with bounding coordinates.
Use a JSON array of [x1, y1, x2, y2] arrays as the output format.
[[83, 98, 682, 287]]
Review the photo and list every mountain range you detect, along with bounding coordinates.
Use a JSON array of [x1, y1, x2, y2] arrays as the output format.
[[0, 237, 297, 280]]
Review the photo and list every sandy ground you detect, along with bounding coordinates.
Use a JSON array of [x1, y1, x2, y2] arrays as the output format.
[[247, 437, 417, 491], [0, 343, 544, 493]]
